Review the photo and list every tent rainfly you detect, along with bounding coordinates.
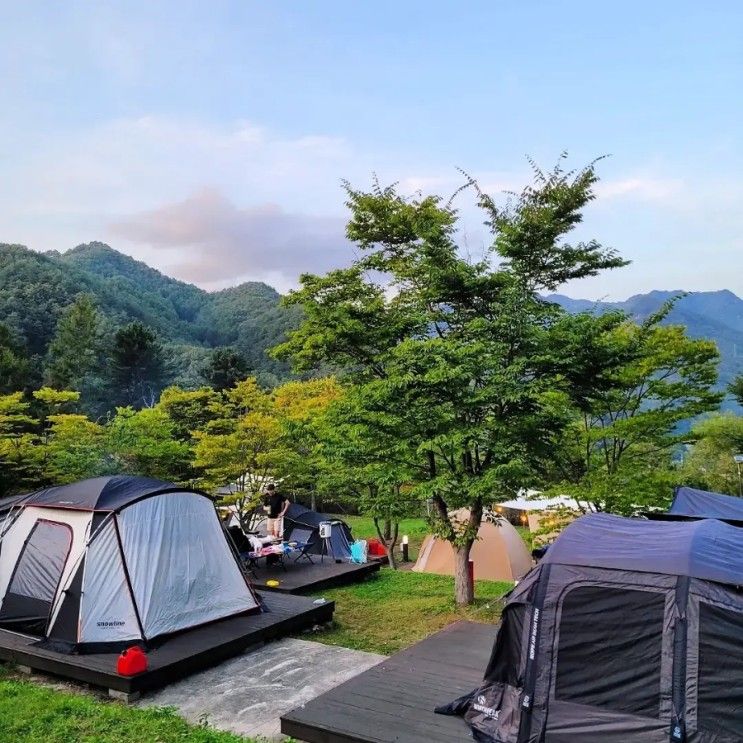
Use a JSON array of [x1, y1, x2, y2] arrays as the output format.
[[413, 511, 532, 582], [0, 476, 259, 653], [438, 512, 743, 741]]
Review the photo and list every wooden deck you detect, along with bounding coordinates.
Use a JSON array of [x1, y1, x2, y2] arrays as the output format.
[[252, 558, 381, 594], [0, 591, 334, 700], [281, 620, 494, 743]]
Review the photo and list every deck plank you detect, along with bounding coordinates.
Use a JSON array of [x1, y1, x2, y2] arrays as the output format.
[[252, 559, 380, 594], [281, 620, 494, 743], [0, 592, 334, 695]]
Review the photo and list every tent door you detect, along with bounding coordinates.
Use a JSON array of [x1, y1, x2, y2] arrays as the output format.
[[0, 520, 72, 635]]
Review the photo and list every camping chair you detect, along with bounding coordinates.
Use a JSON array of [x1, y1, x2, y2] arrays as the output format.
[[290, 527, 317, 563]]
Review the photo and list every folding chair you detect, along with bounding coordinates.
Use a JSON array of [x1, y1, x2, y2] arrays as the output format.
[[290, 527, 318, 563]]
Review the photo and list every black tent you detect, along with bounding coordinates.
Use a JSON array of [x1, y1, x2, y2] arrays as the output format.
[[282, 503, 354, 561], [439, 512, 743, 742]]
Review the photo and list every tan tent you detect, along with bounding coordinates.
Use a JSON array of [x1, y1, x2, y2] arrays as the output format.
[[413, 512, 532, 582]]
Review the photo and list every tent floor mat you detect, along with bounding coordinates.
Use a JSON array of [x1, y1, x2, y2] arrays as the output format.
[[253, 558, 381, 594], [281, 620, 494, 743], [0, 592, 334, 699]]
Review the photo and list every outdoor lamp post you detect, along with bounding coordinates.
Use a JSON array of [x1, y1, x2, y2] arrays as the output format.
[[734, 454, 743, 497]]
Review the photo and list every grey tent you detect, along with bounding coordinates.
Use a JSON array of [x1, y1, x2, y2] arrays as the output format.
[[666, 485, 743, 524], [0, 476, 259, 652], [438, 512, 743, 742]]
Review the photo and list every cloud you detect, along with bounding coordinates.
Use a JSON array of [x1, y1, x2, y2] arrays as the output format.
[[110, 188, 353, 290]]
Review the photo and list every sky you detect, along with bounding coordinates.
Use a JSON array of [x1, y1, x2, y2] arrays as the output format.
[[0, 1, 741, 298]]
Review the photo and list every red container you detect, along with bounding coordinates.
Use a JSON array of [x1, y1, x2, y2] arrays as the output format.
[[367, 538, 387, 557], [117, 646, 148, 676]]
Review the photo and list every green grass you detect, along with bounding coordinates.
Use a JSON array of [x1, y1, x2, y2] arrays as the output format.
[[0, 666, 253, 743], [305, 567, 512, 655]]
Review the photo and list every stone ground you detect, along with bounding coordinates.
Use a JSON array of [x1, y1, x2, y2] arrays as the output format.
[[138, 638, 386, 741]]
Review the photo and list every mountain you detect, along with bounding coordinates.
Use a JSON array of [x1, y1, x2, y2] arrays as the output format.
[[0, 242, 298, 386], [545, 289, 743, 408]]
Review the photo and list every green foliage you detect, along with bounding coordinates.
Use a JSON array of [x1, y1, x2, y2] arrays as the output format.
[[201, 347, 250, 391], [109, 322, 166, 407], [730, 374, 743, 407], [275, 161, 628, 603], [0, 323, 31, 393], [107, 406, 191, 481], [547, 302, 722, 514], [681, 413, 743, 495], [44, 294, 102, 391]]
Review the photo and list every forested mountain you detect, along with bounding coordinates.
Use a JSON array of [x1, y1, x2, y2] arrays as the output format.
[[2, 241, 740, 413], [0, 242, 298, 394], [546, 289, 743, 408]]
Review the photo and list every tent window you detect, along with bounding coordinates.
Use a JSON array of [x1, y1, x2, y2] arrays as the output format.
[[698, 602, 743, 737], [555, 586, 664, 718], [8, 520, 72, 603]]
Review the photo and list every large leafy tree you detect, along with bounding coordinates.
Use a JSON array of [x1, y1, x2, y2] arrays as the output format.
[[0, 392, 39, 497], [192, 378, 283, 531], [545, 303, 722, 513], [275, 160, 628, 604], [681, 413, 743, 496], [730, 374, 743, 407]]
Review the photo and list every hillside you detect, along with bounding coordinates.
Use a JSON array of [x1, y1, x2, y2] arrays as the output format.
[[0, 242, 297, 385], [545, 289, 743, 407]]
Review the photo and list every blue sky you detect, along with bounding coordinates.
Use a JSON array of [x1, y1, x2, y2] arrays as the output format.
[[1, 1, 741, 297]]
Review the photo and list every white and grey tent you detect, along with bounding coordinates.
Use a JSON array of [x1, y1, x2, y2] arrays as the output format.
[[0, 476, 259, 653]]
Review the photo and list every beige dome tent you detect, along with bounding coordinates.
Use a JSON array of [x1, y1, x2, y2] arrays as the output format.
[[413, 511, 531, 582]]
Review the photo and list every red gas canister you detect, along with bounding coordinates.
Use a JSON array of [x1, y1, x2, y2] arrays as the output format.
[[117, 646, 148, 676]]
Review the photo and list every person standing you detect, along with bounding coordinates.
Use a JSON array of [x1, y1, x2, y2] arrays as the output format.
[[265, 484, 289, 539]]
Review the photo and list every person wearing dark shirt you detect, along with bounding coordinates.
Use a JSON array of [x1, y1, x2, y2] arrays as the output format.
[[265, 484, 289, 538]]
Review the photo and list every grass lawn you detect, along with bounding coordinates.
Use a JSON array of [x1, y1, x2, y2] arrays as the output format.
[[0, 666, 252, 743], [338, 514, 430, 560], [306, 567, 513, 655]]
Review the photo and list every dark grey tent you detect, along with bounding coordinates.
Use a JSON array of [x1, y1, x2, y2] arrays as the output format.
[[438, 513, 743, 742], [0, 476, 259, 652], [668, 485, 743, 523], [282, 503, 354, 561]]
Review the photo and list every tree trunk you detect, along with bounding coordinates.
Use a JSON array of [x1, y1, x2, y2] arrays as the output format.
[[453, 541, 474, 606], [383, 519, 392, 541], [310, 491, 317, 512], [374, 517, 398, 569]]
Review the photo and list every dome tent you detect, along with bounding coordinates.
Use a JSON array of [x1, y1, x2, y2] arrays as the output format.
[[438, 513, 743, 742], [413, 511, 532, 582], [0, 476, 259, 653], [282, 503, 354, 560]]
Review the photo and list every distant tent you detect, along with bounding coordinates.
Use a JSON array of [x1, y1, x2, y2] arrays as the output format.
[[282, 503, 354, 561], [664, 485, 743, 523], [438, 513, 743, 741], [413, 511, 531, 582], [0, 476, 259, 653]]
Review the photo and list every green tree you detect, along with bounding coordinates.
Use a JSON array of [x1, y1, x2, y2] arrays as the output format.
[[0, 324, 31, 393], [275, 160, 627, 605], [109, 322, 166, 408], [545, 303, 722, 514], [0, 392, 39, 496], [730, 374, 743, 407], [40, 414, 107, 484], [681, 413, 743, 495], [201, 348, 250, 391], [192, 378, 283, 531], [107, 406, 190, 480], [44, 295, 102, 392]]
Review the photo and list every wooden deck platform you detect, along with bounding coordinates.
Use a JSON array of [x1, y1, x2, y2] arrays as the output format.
[[0, 591, 334, 700], [251, 558, 381, 594], [281, 620, 494, 743]]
